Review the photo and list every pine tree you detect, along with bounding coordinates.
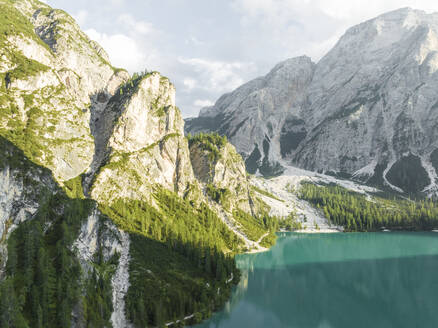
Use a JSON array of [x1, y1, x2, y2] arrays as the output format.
[[6, 237, 17, 275]]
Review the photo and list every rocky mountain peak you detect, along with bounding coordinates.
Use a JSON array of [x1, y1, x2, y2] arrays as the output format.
[[186, 55, 315, 176], [186, 7, 438, 195], [266, 55, 313, 82], [109, 73, 178, 153]]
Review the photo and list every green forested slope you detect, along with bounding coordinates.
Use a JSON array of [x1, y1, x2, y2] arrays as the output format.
[[0, 136, 243, 328], [99, 189, 242, 326], [0, 137, 114, 328], [300, 182, 438, 231]]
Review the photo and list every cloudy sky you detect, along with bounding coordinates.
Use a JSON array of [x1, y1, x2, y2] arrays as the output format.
[[45, 0, 438, 117]]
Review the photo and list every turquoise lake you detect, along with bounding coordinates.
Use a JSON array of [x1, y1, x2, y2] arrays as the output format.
[[194, 232, 438, 328]]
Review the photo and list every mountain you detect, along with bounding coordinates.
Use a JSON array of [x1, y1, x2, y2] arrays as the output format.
[[0, 1, 276, 327], [185, 56, 315, 177], [186, 8, 438, 195], [4, 1, 438, 327]]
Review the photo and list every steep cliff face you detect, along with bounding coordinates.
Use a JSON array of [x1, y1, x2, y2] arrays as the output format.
[[186, 56, 315, 176], [187, 134, 276, 251], [0, 138, 56, 276], [294, 8, 438, 194], [88, 71, 272, 253], [0, 0, 128, 182], [0, 2, 132, 325], [0, 136, 124, 327], [186, 8, 438, 195], [90, 72, 197, 204], [73, 209, 132, 328], [189, 135, 252, 213]]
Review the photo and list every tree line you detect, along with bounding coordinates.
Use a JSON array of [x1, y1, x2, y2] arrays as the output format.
[[0, 192, 114, 328], [300, 182, 438, 231]]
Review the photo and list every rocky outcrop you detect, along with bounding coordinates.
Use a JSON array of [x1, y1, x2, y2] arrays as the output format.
[[189, 137, 252, 213], [186, 8, 438, 195], [90, 72, 197, 204], [72, 208, 132, 328], [187, 135, 275, 251], [73, 207, 125, 272], [0, 142, 56, 276], [110, 231, 131, 328]]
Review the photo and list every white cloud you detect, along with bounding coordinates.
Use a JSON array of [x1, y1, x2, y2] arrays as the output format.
[[231, 0, 341, 61], [178, 57, 256, 92], [73, 10, 89, 27], [231, 0, 438, 61], [183, 78, 197, 90], [117, 14, 159, 36], [186, 36, 205, 46], [314, 0, 438, 20], [85, 29, 147, 72], [233, 0, 438, 21], [85, 14, 164, 73], [194, 99, 214, 107], [109, 0, 125, 6]]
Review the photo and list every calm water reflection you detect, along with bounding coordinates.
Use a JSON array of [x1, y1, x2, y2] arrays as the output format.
[[194, 232, 438, 328]]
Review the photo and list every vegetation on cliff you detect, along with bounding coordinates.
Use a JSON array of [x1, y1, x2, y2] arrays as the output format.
[[187, 132, 227, 162], [99, 188, 242, 326], [0, 138, 114, 328]]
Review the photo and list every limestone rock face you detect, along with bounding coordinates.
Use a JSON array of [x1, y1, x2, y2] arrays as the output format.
[[0, 0, 127, 181], [91, 73, 197, 204], [0, 157, 55, 277], [189, 140, 252, 213], [29, 4, 118, 103], [294, 8, 438, 195], [186, 8, 438, 194], [186, 56, 315, 176], [109, 74, 177, 152], [72, 207, 130, 328]]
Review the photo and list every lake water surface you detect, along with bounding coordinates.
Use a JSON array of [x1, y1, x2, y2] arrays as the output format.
[[194, 232, 438, 328]]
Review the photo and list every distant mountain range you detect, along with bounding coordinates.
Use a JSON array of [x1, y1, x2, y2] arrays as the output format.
[[186, 7, 438, 196]]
